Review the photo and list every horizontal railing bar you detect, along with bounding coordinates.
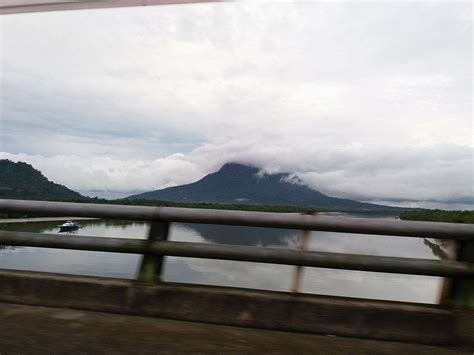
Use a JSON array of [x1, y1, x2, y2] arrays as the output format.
[[0, 230, 146, 253], [1, 230, 473, 278], [0, 199, 473, 240], [154, 241, 474, 278], [0, 0, 224, 15]]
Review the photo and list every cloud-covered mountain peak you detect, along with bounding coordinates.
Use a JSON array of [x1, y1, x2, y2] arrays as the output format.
[[127, 162, 388, 209]]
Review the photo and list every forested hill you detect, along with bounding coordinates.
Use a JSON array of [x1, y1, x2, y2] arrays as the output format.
[[0, 159, 86, 201], [127, 163, 392, 210]]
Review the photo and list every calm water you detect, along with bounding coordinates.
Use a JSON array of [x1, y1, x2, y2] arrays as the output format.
[[0, 214, 445, 304]]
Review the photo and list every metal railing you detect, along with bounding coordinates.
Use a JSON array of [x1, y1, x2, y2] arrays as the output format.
[[0, 0, 224, 16], [0, 199, 473, 307]]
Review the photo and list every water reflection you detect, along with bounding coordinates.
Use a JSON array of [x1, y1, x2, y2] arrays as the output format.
[[0, 220, 148, 237], [58, 230, 79, 235], [181, 223, 299, 247], [163, 222, 443, 303], [0, 216, 445, 303]]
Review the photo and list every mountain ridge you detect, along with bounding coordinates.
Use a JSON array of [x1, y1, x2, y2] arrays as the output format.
[[127, 163, 390, 210]]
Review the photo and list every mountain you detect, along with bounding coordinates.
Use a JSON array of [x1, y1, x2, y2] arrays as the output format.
[[127, 163, 389, 210], [0, 159, 86, 201]]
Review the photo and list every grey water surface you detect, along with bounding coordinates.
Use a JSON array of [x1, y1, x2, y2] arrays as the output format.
[[0, 214, 445, 304]]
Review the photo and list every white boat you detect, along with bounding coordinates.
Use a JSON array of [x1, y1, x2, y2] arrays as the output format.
[[58, 220, 80, 232]]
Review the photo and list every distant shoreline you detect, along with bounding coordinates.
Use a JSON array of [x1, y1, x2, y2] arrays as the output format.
[[2, 198, 472, 223], [399, 210, 474, 224]]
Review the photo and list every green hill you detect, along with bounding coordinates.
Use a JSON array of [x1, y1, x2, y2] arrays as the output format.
[[0, 159, 86, 201]]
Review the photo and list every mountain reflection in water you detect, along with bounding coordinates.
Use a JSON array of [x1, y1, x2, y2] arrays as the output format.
[[182, 223, 299, 247]]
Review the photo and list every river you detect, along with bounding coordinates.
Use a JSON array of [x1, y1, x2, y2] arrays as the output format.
[[0, 213, 446, 304]]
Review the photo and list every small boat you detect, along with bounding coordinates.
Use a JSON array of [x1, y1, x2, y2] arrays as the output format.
[[58, 220, 80, 232]]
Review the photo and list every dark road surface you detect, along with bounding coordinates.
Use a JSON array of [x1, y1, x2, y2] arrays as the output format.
[[0, 302, 468, 354]]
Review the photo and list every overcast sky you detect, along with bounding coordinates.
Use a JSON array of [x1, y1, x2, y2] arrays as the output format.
[[0, 1, 472, 207]]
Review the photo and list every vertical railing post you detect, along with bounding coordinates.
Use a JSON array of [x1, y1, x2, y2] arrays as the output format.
[[137, 221, 170, 283], [438, 240, 460, 305], [446, 240, 474, 309], [291, 230, 310, 293]]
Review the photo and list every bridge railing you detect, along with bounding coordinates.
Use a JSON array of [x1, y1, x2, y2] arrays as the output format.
[[0, 199, 473, 308]]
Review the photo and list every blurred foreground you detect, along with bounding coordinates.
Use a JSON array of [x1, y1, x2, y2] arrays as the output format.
[[0, 302, 465, 354]]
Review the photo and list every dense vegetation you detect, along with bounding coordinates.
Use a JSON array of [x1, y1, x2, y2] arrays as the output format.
[[0, 160, 86, 202], [400, 210, 474, 224], [111, 198, 402, 213], [0, 198, 402, 219]]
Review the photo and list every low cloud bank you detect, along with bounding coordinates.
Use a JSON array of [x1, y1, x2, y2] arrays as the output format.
[[1, 142, 472, 206]]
